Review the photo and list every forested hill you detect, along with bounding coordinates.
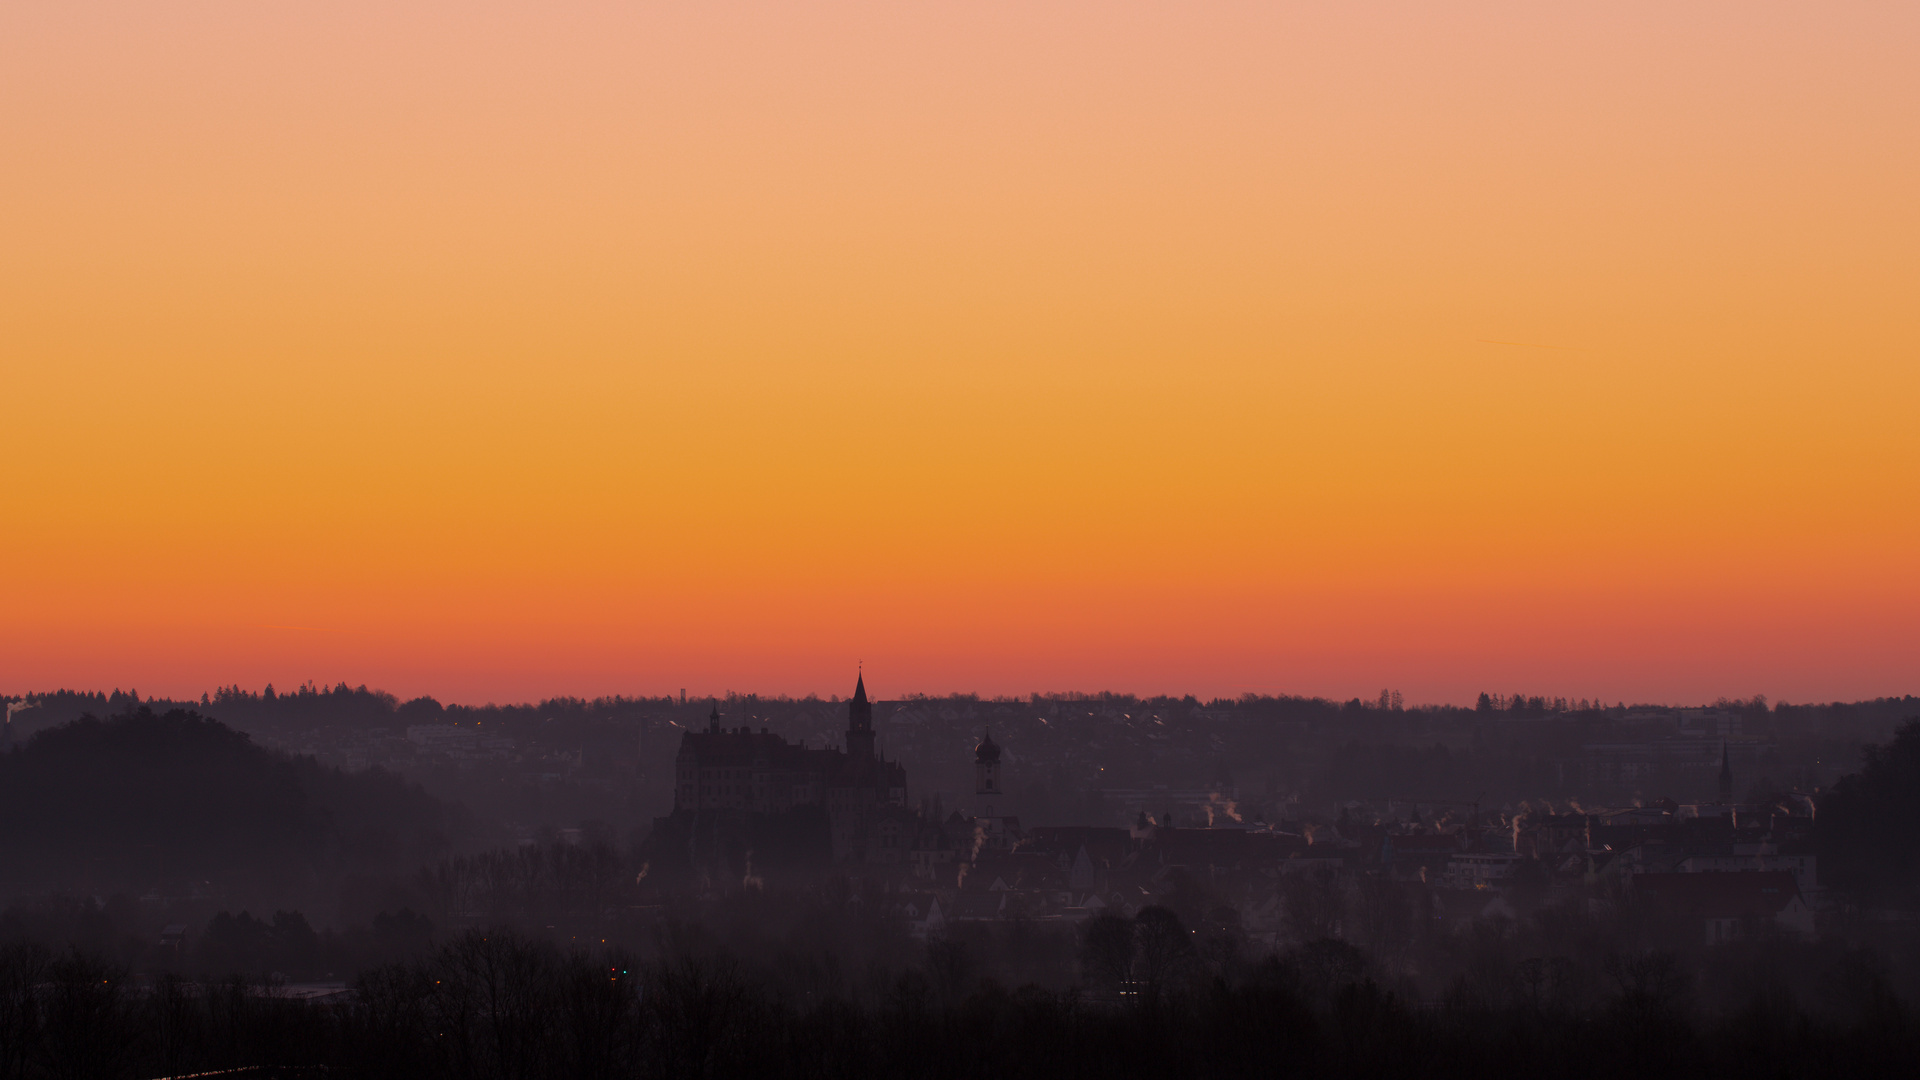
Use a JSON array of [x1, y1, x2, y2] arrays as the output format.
[[0, 708, 470, 911]]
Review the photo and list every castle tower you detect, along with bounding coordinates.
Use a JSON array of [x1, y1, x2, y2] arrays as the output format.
[[1717, 740, 1733, 803], [975, 728, 1001, 796], [846, 673, 876, 760]]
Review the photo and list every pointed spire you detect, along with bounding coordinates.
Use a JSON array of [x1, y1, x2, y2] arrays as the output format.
[[846, 668, 875, 751]]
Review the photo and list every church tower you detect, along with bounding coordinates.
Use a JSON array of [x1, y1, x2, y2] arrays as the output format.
[[975, 728, 1001, 796], [846, 673, 876, 760]]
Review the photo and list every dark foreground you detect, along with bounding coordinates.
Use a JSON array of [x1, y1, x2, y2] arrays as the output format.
[[1, 931, 1914, 1080]]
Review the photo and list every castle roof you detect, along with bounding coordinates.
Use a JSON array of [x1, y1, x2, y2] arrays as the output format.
[[674, 726, 906, 787]]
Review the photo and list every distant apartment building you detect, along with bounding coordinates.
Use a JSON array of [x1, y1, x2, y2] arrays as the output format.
[[406, 723, 514, 760], [1579, 737, 1768, 791]]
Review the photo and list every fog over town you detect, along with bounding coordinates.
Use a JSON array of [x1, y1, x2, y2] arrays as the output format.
[[3, 679, 1918, 1077]]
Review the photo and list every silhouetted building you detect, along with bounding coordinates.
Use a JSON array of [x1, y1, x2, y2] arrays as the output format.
[[975, 727, 1001, 796], [1631, 871, 1814, 944], [671, 674, 908, 862]]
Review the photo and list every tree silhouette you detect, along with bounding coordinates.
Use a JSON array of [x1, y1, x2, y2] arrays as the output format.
[[1078, 911, 1136, 992], [1132, 906, 1193, 1006]]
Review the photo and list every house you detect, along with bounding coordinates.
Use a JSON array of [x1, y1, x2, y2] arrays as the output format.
[[1673, 851, 1818, 893], [1630, 871, 1815, 944], [897, 895, 945, 939], [945, 892, 1009, 922], [1448, 852, 1522, 888], [1382, 832, 1463, 878]]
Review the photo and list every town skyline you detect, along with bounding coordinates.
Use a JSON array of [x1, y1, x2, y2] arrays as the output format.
[[0, 673, 1850, 716], [4, 3, 1916, 1072]]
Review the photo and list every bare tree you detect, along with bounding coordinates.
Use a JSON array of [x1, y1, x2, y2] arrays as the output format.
[[1132, 906, 1193, 1007], [1282, 867, 1345, 943], [1077, 912, 1136, 993], [0, 943, 48, 1080]]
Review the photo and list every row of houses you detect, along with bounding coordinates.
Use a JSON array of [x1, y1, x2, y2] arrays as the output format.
[[875, 796, 1822, 948]]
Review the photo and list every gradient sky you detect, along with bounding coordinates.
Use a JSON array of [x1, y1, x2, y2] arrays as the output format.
[[3, 2, 1916, 706]]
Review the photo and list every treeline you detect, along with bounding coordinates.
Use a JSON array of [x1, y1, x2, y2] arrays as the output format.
[[0, 896, 438, 982], [1, 923, 1915, 1080], [16, 684, 1920, 734], [191, 685, 851, 738], [1819, 717, 1920, 902]]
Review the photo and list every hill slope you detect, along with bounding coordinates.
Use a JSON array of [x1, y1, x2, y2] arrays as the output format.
[[0, 708, 469, 913]]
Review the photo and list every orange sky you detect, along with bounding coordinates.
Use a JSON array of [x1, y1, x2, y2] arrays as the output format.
[[2, 2, 1916, 706]]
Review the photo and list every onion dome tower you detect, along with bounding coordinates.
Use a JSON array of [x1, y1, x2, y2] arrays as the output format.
[[975, 728, 1002, 796]]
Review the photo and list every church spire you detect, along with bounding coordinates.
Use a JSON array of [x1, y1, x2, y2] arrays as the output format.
[[846, 670, 876, 759]]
